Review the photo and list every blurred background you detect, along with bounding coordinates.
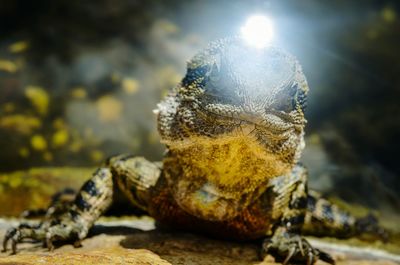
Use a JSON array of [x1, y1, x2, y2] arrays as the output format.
[[0, 0, 399, 234]]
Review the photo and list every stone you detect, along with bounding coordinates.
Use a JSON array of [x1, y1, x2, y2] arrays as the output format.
[[1, 218, 399, 265]]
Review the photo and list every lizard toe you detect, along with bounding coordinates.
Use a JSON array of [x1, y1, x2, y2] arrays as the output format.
[[263, 233, 335, 265]]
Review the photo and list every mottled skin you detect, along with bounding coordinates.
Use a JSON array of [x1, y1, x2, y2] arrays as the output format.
[[3, 37, 386, 264]]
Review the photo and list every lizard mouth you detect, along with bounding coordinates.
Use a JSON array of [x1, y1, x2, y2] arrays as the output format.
[[199, 102, 304, 134]]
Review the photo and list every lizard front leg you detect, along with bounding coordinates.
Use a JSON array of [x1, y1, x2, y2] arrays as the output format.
[[262, 165, 335, 265], [2, 155, 161, 254], [3, 167, 114, 254]]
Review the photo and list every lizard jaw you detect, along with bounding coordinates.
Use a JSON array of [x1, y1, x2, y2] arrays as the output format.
[[200, 102, 304, 134]]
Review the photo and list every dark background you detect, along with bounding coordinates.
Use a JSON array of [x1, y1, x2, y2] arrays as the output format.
[[0, 0, 399, 215]]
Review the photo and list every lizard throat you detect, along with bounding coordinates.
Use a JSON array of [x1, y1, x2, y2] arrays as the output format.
[[166, 133, 292, 187]]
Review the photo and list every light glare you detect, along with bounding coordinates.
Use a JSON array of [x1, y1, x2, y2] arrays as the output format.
[[240, 15, 274, 49]]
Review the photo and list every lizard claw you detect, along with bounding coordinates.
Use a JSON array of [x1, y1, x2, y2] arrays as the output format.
[[2, 218, 84, 254], [2, 227, 21, 254], [282, 247, 295, 265], [45, 232, 54, 251], [263, 232, 335, 265]]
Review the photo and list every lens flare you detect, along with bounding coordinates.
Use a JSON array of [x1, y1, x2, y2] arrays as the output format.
[[240, 15, 274, 49]]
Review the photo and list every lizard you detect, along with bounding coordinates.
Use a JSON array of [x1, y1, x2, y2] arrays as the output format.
[[2, 37, 387, 264]]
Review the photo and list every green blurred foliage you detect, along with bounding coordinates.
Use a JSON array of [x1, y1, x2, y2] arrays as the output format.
[[0, 167, 94, 216]]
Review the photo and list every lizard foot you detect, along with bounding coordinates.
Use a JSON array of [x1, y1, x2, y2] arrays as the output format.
[[3, 223, 42, 254], [262, 232, 335, 265], [2, 216, 86, 254]]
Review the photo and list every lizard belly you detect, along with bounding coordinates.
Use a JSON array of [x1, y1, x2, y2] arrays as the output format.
[[148, 185, 275, 240]]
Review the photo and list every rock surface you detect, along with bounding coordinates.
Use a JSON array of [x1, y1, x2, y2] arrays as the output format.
[[0, 218, 399, 265]]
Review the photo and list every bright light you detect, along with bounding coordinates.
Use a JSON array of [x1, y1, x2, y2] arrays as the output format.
[[240, 15, 274, 49]]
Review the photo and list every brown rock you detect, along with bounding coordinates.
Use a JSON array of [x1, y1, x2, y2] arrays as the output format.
[[0, 247, 170, 265], [0, 219, 399, 265]]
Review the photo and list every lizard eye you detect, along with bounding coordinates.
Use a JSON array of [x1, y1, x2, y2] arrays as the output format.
[[271, 83, 298, 112], [270, 83, 307, 113]]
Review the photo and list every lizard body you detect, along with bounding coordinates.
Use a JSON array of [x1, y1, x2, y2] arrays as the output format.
[[3, 37, 386, 264]]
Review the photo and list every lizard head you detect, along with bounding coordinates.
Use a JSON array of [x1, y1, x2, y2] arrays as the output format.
[[157, 38, 309, 217], [158, 37, 308, 167]]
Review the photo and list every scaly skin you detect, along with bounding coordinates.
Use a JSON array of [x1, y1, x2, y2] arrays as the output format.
[[3, 37, 387, 264]]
